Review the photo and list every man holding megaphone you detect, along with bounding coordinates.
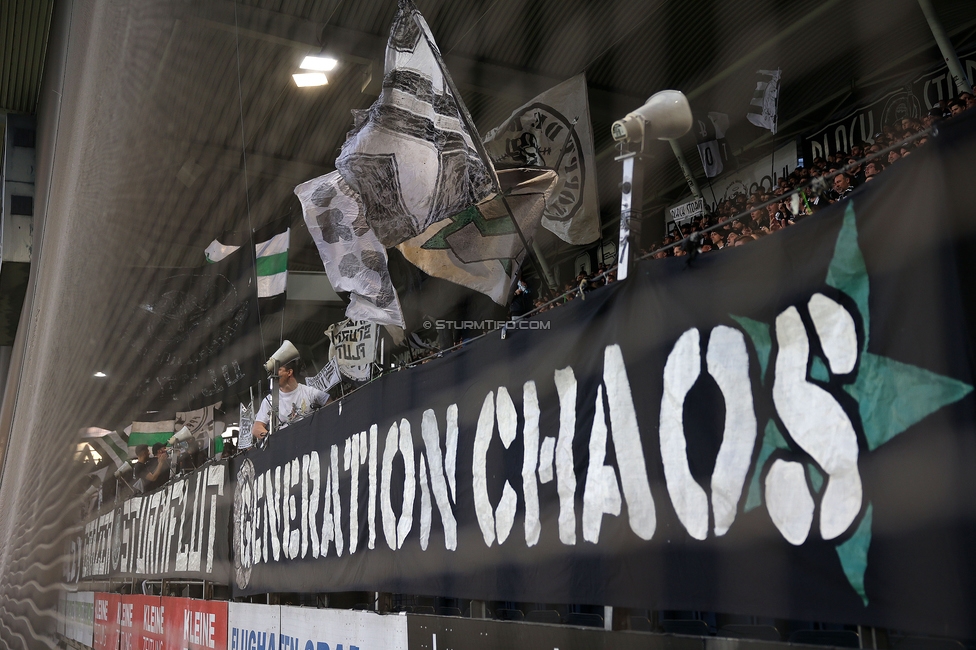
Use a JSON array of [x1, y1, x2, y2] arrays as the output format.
[[252, 348, 330, 442]]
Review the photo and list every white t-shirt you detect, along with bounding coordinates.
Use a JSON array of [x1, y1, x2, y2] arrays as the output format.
[[256, 383, 330, 428]]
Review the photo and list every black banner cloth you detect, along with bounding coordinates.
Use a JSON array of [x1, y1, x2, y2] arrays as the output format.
[[122, 246, 264, 414], [65, 461, 232, 584], [232, 113, 976, 636]]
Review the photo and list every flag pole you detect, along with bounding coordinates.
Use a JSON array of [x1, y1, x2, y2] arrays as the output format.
[[410, 8, 555, 298]]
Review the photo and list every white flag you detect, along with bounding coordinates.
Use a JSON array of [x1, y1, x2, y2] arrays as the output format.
[[175, 402, 223, 445], [483, 74, 601, 245], [238, 403, 254, 450], [694, 112, 731, 178], [295, 171, 405, 327], [82, 428, 131, 471], [306, 358, 342, 393], [205, 239, 240, 263], [326, 319, 378, 382], [747, 69, 781, 134], [335, 0, 493, 248]]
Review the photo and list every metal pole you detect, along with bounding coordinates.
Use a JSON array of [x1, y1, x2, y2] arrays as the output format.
[[918, 0, 974, 94], [667, 139, 703, 198], [270, 362, 279, 438], [616, 151, 645, 281], [532, 241, 557, 291], [412, 9, 553, 296]]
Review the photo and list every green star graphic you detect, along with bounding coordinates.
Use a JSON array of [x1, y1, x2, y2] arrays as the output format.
[[420, 205, 517, 250], [421, 204, 518, 275], [735, 202, 972, 605]]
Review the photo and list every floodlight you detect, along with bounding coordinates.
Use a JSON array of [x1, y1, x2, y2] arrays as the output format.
[[293, 73, 328, 87], [300, 56, 338, 72]]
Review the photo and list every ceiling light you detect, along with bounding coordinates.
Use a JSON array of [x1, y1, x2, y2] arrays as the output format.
[[293, 72, 328, 87], [93, 371, 107, 378], [300, 56, 338, 71]]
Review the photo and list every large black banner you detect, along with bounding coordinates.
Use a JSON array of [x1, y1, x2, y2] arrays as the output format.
[[65, 461, 232, 584], [231, 113, 976, 636], [121, 247, 264, 414], [801, 46, 976, 161]]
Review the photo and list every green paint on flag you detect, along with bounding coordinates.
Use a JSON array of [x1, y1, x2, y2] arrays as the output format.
[[810, 355, 830, 382], [845, 352, 973, 451], [835, 503, 873, 606], [825, 203, 870, 349], [745, 419, 791, 512], [256, 251, 288, 276], [421, 205, 518, 250], [731, 315, 772, 384], [127, 431, 173, 447], [806, 463, 824, 493]]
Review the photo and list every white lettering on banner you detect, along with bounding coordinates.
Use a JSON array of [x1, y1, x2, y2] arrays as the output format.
[[69, 466, 227, 582], [232, 296, 871, 584], [667, 197, 705, 222], [185, 610, 217, 648], [773, 301, 861, 541], [145, 604, 164, 634]]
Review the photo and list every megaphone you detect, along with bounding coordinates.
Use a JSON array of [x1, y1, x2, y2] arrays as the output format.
[[168, 426, 192, 446], [264, 340, 300, 372], [611, 90, 693, 144], [114, 463, 133, 479]]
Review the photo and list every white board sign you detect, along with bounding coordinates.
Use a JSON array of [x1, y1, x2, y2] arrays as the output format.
[[63, 590, 95, 646], [279, 605, 408, 650], [228, 602, 280, 650], [666, 196, 705, 223]]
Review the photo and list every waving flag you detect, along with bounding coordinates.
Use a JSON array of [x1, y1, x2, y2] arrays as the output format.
[[484, 74, 600, 245], [398, 168, 557, 304], [254, 220, 290, 300], [747, 69, 781, 134], [295, 171, 405, 327], [335, 0, 493, 248]]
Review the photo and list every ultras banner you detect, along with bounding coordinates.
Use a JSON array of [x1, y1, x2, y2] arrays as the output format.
[[232, 113, 976, 636], [65, 462, 232, 584]]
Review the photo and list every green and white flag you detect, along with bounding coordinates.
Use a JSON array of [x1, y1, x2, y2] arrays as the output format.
[[81, 427, 131, 470], [126, 420, 175, 448], [255, 226, 290, 298], [205, 239, 240, 263]]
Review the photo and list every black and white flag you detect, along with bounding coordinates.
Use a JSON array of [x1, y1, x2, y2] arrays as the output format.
[[295, 171, 405, 327], [483, 74, 600, 245], [335, 0, 494, 248], [747, 69, 781, 134], [306, 358, 342, 393], [694, 112, 733, 178]]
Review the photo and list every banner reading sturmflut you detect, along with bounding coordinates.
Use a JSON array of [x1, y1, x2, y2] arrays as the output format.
[[230, 114, 976, 636], [65, 462, 231, 585]]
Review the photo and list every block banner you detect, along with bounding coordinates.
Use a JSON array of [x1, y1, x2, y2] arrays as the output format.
[[65, 461, 231, 584], [231, 114, 976, 635], [93, 592, 121, 650]]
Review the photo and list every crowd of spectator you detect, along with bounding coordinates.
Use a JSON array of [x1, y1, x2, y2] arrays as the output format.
[[640, 94, 973, 260]]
